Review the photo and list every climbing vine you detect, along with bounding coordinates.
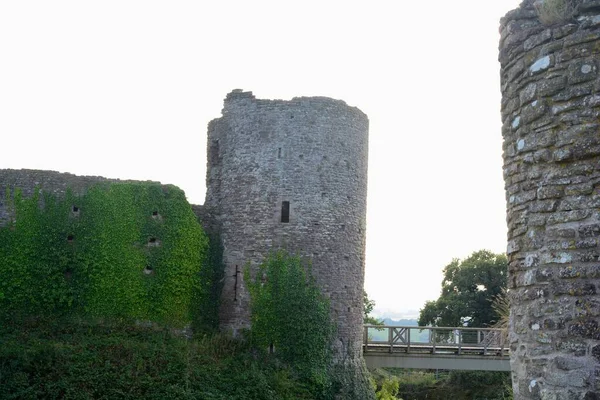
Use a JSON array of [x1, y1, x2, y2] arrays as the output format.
[[246, 252, 335, 390], [0, 183, 210, 327]]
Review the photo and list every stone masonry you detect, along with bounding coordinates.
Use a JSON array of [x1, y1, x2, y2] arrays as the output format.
[[202, 90, 369, 363], [500, 1, 600, 398], [0, 169, 154, 227], [0, 90, 371, 380]]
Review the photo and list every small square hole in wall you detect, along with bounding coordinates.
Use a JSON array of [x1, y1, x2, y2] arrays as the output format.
[[152, 211, 158, 216], [143, 266, 154, 275], [67, 234, 74, 242], [71, 205, 80, 217], [148, 237, 160, 247]]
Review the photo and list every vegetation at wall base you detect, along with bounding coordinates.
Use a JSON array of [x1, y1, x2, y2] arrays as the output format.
[[0, 317, 322, 400], [370, 368, 513, 400], [245, 252, 337, 398]]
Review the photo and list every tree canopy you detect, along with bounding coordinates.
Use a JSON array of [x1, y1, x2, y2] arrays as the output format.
[[418, 250, 508, 328], [364, 291, 383, 326]]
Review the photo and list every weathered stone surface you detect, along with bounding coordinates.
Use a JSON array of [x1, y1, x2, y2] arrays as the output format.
[[500, 1, 600, 397], [0, 91, 374, 398], [203, 90, 369, 367], [0, 169, 159, 227]]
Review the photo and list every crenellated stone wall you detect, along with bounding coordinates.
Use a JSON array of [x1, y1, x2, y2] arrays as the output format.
[[500, 1, 600, 398]]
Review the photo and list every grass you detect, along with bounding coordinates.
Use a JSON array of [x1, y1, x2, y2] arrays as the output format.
[[534, 0, 576, 25]]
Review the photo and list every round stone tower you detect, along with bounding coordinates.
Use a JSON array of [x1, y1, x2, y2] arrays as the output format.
[[203, 90, 369, 362], [500, 1, 600, 398]]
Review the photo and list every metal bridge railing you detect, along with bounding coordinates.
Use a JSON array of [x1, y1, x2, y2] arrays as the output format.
[[363, 325, 509, 357]]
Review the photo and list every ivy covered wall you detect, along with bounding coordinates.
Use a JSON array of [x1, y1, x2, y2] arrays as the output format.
[[0, 182, 210, 328]]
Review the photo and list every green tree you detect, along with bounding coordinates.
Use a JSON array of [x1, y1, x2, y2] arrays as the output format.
[[364, 291, 384, 326], [418, 250, 507, 328]]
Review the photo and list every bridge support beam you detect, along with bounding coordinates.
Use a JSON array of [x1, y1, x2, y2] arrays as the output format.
[[364, 354, 510, 372]]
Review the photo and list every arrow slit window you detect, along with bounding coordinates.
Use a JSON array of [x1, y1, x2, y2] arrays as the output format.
[[281, 201, 290, 223]]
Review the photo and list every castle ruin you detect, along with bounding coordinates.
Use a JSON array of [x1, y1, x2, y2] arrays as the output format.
[[500, 1, 600, 397], [0, 90, 370, 367], [200, 90, 369, 363]]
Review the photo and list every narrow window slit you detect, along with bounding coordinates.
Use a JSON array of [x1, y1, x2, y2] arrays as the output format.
[[281, 201, 290, 223]]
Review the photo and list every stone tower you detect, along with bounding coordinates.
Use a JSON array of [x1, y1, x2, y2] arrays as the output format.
[[203, 90, 369, 361], [500, 1, 600, 398]]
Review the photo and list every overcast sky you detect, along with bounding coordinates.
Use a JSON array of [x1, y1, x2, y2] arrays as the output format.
[[0, 0, 523, 318]]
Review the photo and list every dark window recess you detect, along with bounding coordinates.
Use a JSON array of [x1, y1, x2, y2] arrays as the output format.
[[152, 211, 158, 216], [209, 140, 220, 165], [67, 235, 74, 242], [72, 206, 79, 212], [149, 237, 157, 243], [281, 201, 290, 223], [278, 147, 282, 158]]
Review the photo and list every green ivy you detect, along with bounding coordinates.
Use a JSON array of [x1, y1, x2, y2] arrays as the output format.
[[245, 252, 335, 394], [0, 182, 210, 328]]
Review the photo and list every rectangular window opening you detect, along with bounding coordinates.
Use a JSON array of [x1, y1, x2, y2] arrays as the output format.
[[281, 201, 290, 223]]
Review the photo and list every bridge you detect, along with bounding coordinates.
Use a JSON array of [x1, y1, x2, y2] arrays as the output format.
[[363, 325, 510, 372]]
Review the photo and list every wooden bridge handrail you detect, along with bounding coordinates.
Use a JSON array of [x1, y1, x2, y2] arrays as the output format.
[[363, 325, 509, 357], [364, 324, 505, 332]]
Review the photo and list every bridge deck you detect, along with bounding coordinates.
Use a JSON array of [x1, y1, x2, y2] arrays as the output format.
[[363, 325, 510, 371]]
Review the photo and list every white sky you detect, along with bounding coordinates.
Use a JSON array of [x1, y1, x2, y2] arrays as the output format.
[[0, 0, 523, 319]]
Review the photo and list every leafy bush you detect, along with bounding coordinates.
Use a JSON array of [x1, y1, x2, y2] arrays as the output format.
[[370, 368, 512, 400], [246, 252, 335, 394], [0, 318, 320, 400]]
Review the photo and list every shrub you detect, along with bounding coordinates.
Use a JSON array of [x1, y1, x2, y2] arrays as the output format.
[[534, 0, 576, 25], [246, 252, 335, 392]]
